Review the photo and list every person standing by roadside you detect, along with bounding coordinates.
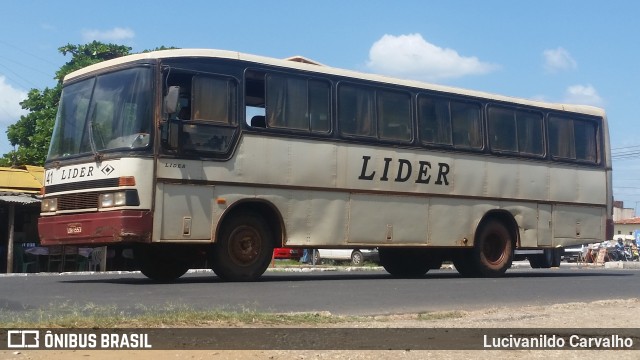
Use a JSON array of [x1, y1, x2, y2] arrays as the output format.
[[300, 249, 311, 264]]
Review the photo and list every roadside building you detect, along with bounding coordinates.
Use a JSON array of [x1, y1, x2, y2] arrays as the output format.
[[613, 200, 635, 222], [614, 216, 640, 245], [0, 165, 44, 273]]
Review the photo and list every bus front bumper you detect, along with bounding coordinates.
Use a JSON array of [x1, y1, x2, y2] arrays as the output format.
[[38, 210, 153, 246]]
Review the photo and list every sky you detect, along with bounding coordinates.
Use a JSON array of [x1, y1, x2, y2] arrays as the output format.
[[1, 0, 640, 212]]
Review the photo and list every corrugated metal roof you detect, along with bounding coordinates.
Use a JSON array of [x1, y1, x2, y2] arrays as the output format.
[[0, 192, 40, 204], [615, 217, 640, 225], [0, 166, 44, 193]]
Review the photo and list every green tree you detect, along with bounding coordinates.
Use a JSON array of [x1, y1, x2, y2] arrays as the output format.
[[1, 41, 132, 166]]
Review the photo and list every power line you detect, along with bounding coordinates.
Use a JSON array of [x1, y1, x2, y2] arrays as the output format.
[[0, 62, 38, 89], [0, 53, 54, 79], [0, 40, 60, 92], [611, 143, 640, 161], [612, 155, 640, 161], [612, 144, 640, 151], [0, 39, 60, 67], [612, 144, 640, 159]]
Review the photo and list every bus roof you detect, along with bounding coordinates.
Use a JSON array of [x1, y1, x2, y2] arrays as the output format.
[[65, 48, 605, 117]]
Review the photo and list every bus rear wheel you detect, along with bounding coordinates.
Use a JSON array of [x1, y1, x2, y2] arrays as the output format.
[[379, 248, 431, 277], [473, 220, 513, 277], [210, 213, 274, 282]]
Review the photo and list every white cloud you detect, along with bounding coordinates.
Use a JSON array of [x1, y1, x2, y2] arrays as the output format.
[[82, 27, 135, 42], [543, 47, 577, 73], [366, 33, 499, 81], [40, 23, 56, 31], [563, 84, 603, 106], [0, 75, 28, 126]]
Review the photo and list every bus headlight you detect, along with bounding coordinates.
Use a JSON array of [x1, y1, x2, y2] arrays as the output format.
[[41, 198, 58, 212], [98, 190, 140, 208]]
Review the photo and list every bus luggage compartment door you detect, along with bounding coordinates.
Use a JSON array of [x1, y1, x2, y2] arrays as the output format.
[[156, 183, 214, 240]]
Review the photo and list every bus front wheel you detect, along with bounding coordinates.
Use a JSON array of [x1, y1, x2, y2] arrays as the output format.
[[210, 213, 274, 282], [452, 250, 477, 277]]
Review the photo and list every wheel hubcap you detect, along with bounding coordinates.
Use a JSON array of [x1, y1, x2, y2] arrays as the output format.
[[229, 226, 262, 265], [484, 234, 506, 265]]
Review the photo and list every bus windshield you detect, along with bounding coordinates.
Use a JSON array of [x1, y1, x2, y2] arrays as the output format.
[[47, 67, 153, 161]]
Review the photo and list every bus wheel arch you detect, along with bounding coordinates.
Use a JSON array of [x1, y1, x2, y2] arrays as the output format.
[[211, 201, 283, 281], [215, 200, 284, 248], [474, 211, 517, 276]]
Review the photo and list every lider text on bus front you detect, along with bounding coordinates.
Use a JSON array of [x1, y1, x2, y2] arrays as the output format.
[[358, 155, 450, 185]]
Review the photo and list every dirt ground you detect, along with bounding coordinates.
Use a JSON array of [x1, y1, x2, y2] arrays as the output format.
[[2, 298, 639, 360]]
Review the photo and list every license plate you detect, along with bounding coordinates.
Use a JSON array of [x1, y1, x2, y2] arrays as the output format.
[[67, 224, 82, 234]]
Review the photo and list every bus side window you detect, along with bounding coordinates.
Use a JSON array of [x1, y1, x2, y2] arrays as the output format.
[[549, 116, 576, 159], [339, 85, 375, 137], [516, 111, 544, 156], [451, 102, 482, 149], [418, 95, 452, 146], [488, 107, 517, 152], [264, 74, 330, 133], [378, 90, 411, 141], [309, 80, 330, 133], [574, 120, 598, 162], [192, 76, 236, 124], [166, 74, 238, 154], [245, 71, 267, 128]]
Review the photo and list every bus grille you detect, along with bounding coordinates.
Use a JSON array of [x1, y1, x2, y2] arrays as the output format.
[[45, 178, 119, 195], [57, 192, 100, 211]]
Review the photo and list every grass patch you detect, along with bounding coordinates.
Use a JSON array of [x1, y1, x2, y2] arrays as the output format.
[[270, 259, 302, 267], [0, 303, 466, 328], [416, 311, 466, 321], [0, 302, 350, 328]]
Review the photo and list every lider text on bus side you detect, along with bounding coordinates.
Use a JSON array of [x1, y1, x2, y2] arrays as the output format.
[[358, 155, 450, 185]]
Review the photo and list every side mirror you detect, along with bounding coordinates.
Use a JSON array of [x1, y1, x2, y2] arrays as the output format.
[[164, 86, 180, 114]]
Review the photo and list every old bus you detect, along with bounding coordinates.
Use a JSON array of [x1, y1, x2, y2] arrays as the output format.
[[38, 49, 613, 281]]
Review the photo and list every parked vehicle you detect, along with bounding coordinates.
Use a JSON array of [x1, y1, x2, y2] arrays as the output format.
[[313, 248, 379, 266], [561, 245, 584, 262], [273, 247, 302, 260]]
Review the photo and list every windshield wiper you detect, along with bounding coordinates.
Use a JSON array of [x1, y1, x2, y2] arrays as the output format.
[[88, 120, 103, 162]]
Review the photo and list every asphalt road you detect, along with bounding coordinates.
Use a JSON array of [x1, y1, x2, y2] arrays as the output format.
[[1, 264, 639, 317]]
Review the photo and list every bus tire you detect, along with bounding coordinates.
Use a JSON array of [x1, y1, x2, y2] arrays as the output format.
[[135, 245, 191, 282], [426, 250, 444, 269], [379, 248, 430, 278], [473, 220, 514, 277], [528, 248, 561, 268], [210, 213, 274, 282], [551, 248, 562, 267], [452, 250, 478, 277]]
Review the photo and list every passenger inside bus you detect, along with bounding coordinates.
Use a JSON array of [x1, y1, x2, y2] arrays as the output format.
[[178, 106, 191, 120], [250, 115, 266, 127]]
